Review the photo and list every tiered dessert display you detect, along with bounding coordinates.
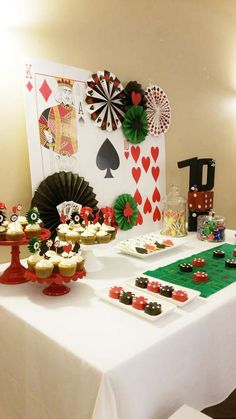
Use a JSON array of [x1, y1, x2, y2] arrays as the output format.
[[0, 205, 50, 285], [24, 238, 86, 296]]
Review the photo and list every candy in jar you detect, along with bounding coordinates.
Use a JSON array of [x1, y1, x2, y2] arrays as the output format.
[[197, 212, 225, 242], [161, 185, 187, 237]]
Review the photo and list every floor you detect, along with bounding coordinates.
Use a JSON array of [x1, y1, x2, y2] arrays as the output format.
[[202, 389, 236, 418]]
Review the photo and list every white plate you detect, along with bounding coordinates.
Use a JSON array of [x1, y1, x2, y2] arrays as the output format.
[[126, 276, 201, 307], [97, 286, 176, 322], [116, 232, 185, 259]]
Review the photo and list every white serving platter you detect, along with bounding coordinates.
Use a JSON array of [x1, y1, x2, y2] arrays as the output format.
[[126, 276, 201, 307], [97, 286, 176, 322], [116, 232, 185, 259]]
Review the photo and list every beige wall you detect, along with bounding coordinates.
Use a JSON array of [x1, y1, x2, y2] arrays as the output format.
[[1, 0, 236, 262]]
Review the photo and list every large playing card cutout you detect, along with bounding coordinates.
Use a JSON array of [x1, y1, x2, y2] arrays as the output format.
[[96, 138, 120, 178]]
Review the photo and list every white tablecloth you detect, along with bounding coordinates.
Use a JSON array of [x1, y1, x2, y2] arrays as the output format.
[[0, 230, 236, 419]]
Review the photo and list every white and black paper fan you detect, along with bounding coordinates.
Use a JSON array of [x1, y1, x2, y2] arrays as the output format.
[[31, 172, 98, 236]]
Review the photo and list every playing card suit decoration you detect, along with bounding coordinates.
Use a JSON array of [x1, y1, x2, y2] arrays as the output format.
[[86, 70, 126, 131], [145, 85, 171, 136], [114, 193, 138, 230], [124, 81, 147, 110], [122, 105, 148, 144], [31, 172, 98, 237]]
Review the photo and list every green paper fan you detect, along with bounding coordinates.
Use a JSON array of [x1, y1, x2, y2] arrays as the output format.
[[28, 237, 41, 254], [122, 105, 148, 144], [26, 207, 40, 224], [114, 193, 138, 230]]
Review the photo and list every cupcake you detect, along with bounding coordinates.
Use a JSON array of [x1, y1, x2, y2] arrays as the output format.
[[18, 216, 28, 230], [57, 224, 69, 241], [101, 223, 116, 239], [58, 259, 77, 277], [27, 253, 43, 272], [96, 230, 111, 244], [65, 230, 80, 244], [6, 223, 24, 241], [49, 254, 62, 273], [35, 259, 53, 279], [45, 250, 57, 259], [25, 223, 41, 239], [71, 254, 85, 271], [80, 230, 96, 245]]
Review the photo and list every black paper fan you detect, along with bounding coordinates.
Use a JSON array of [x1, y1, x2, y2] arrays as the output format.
[[31, 172, 98, 237]]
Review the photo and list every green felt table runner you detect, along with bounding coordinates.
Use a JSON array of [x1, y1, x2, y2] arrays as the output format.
[[145, 243, 236, 298]]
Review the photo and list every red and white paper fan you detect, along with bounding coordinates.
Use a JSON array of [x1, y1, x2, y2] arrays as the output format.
[[145, 85, 171, 136], [86, 70, 126, 131]]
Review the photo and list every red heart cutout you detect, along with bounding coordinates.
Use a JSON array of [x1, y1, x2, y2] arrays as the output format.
[[132, 167, 141, 184], [134, 189, 142, 205], [131, 146, 140, 163], [124, 151, 129, 159], [131, 91, 142, 105], [141, 156, 150, 173], [64, 244, 72, 253], [151, 147, 159, 162], [152, 187, 161, 202], [153, 206, 161, 222], [136, 211, 143, 225], [143, 198, 152, 214], [151, 166, 160, 182]]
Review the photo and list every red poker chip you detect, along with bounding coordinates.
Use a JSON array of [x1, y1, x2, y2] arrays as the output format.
[[147, 281, 160, 293], [172, 290, 188, 302], [109, 286, 123, 299], [193, 271, 208, 283], [192, 258, 205, 267], [132, 296, 148, 310]]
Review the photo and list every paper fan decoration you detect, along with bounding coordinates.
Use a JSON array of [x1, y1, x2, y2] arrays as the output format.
[[28, 237, 41, 254], [26, 207, 40, 224], [114, 194, 138, 230], [122, 105, 148, 144], [124, 81, 147, 109], [86, 70, 126, 131], [145, 85, 171, 136], [31, 172, 98, 237]]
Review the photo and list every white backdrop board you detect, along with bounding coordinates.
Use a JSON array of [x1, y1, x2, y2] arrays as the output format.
[[23, 59, 166, 232]]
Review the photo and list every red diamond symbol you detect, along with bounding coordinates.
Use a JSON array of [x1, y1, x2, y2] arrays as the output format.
[[26, 81, 33, 92], [39, 80, 52, 102]]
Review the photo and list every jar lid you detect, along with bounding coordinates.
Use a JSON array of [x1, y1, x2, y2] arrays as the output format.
[[165, 185, 186, 204]]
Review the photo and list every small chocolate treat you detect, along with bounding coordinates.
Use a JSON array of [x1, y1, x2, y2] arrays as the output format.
[[135, 277, 149, 289], [144, 302, 162, 316], [179, 263, 193, 272], [213, 250, 225, 258], [119, 291, 134, 305], [225, 259, 236, 268], [159, 285, 174, 297]]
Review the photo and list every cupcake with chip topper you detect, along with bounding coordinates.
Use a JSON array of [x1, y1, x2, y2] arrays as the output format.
[[25, 207, 42, 239], [27, 237, 43, 271], [6, 208, 24, 241], [0, 203, 7, 240]]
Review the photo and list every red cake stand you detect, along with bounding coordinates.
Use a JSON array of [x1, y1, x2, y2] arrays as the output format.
[[0, 228, 51, 285], [24, 268, 86, 296]]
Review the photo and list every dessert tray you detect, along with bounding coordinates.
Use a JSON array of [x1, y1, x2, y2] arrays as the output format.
[[24, 268, 86, 296], [97, 285, 176, 322], [126, 276, 200, 307], [116, 232, 185, 258]]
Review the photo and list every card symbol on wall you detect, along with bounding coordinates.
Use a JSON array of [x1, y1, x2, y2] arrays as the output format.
[[96, 138, 120, 178]]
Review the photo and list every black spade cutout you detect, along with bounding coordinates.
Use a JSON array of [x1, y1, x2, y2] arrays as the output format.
[[96, 138, 120, 178]]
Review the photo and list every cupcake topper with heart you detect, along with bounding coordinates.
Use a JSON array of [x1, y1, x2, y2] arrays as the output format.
[[0, 203, 6, 212], [101, 206, 115, 225], [80, 206, 93, 226], [26, 207, 40, 225], [28, 237, 41, 254], [16, 204, 22, 215], [63, 243, 72, 254], [60, 214, 68, 224]]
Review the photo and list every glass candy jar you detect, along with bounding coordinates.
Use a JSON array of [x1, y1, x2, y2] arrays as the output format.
[[197, 213, 225, 242], [161, 185, 187, 237]]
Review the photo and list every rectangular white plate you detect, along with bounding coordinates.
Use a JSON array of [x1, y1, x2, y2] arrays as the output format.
[[116, 232, 185, 259], [97, 286, 176, 322], [126, 276, 201, 307]]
